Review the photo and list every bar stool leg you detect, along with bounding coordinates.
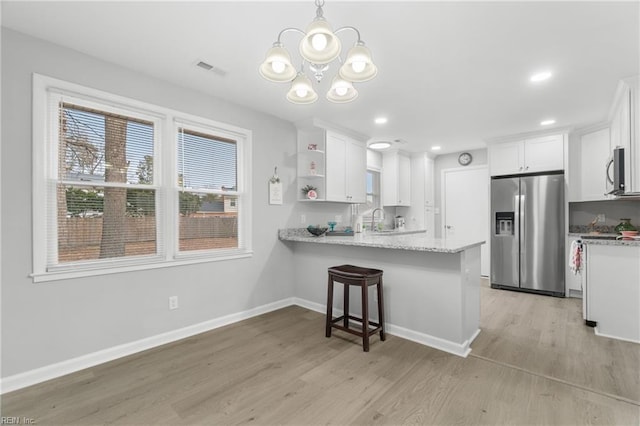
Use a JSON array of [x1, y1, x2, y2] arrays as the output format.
[[377, 277, 386, 341], [361, 282, 370, 352], [326, 275, 334, 338], [343, 282, 350, 329]]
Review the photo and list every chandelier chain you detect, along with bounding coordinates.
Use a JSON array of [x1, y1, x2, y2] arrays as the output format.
[[315, 0, 325, 18]]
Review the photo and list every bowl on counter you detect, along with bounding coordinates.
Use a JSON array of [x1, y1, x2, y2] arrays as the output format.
[[620, 230, 639, 238], [307, 225, 328, 237]]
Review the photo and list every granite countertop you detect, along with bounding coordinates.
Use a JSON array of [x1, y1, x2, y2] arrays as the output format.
[[568, 233, 640, 247], [279, 228, 485, 254]]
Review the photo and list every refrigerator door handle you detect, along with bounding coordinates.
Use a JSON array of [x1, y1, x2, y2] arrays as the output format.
[[513, 195, 520, 236], [520, 193, 525, 250]]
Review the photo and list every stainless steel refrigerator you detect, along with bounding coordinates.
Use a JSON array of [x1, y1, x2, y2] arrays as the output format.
[[491, 173, 565, 296]]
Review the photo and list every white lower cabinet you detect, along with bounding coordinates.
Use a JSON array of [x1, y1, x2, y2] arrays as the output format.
[[585, 244, 640, 343]]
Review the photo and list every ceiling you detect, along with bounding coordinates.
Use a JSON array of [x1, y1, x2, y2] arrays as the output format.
[[2, 1, 639, 154]]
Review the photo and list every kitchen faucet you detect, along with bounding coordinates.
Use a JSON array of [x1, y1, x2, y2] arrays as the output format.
[[371, 208, 384, 231]]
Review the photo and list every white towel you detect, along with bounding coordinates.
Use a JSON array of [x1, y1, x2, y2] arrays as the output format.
[[569, 240, 583, 275]]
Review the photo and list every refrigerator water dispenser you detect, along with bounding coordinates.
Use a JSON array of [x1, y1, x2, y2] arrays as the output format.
[[495, 212, 514, 236]]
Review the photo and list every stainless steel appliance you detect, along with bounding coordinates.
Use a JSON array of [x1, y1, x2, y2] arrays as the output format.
[[491, 173, 565, 296], [606, 147, 640, 197], [394, 216, 405, 231], [606, 147, 625, 195]]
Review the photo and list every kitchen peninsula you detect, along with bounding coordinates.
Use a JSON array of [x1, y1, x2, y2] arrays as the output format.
[[279, 229, 485, 356]]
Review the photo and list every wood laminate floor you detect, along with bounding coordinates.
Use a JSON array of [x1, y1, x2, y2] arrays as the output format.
[[2, 280, 639, 425]]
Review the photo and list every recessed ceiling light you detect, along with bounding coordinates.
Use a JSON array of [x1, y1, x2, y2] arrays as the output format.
[[530, 71, 552, 82], [369, 141, 392, 150], [431, 146, 441, 151], [374, 117, 388, 125], [540, 119, 556, 126]]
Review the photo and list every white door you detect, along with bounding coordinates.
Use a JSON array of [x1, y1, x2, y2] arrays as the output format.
[[442, 166, 490, 276]]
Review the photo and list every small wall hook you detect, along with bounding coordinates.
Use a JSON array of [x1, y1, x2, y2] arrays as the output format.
[[270, 166, 280, 183]]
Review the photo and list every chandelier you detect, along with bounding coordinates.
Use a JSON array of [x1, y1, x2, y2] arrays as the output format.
[[259, 0, 377, 104]]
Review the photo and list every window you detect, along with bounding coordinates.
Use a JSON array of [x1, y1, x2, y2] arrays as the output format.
[[176, 125, 243, 254], [33, 75, 252, 282], [364, 169, 381, 215], [56, 102, 158, 264]]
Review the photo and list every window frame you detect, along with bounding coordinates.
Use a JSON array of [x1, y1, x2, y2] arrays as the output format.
[[172, 118, 247, 260], [362, 168, 382, 220], [32, 74, 252, 283]]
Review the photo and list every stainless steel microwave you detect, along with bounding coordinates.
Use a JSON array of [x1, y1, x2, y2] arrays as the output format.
[[606, 147, 625, 195]]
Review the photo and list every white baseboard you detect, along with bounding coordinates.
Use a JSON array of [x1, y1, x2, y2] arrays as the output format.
[[594, 327, 640, 344], [295, 297, 475, 357], [2, 296, 479, 394], [292, 297, 325, 314], [385, 324, 478, 358], [0, 297, 295, 394]]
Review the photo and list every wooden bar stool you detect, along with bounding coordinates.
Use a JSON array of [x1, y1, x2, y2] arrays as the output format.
[[325, 264, 386, 352]]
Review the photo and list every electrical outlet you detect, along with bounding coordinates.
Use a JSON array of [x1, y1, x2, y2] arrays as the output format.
[[169, 296, 179, 310], [335, 215, 342, 223], [597, 214, 605, 223], [300, 214, 306, 224]]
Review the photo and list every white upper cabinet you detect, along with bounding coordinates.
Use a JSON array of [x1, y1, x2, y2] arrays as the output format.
[[382, 151, 411, 206], [488, 140, 524, 176], [608, 77, 639, 193], [568, 76, 639, 201], [489, 134, 564, 176], [345, 140, 366, 203], [524, 134, 565, 172], [296, 121, 367, 203], [325, 131, 366, 203], [579, 127, 611, 201]]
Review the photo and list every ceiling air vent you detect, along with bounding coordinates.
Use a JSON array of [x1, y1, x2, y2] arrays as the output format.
[[195, 60, 227, 77]]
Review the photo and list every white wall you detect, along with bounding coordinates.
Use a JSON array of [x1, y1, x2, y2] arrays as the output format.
[[0, 28, 300, 379]]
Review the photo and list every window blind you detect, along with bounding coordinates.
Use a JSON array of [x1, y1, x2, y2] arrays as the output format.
[[53, 101, 158, 265], [177, 126, 240, 253]]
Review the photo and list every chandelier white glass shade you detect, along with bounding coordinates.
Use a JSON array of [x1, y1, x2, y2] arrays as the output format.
[[339, 42, 377, 82], [258, 43, 297, 82], [327, 76, 358, 103], [300, 18, 341, 65], [286, 72, 319, 104], [259, 0, 377, 104]]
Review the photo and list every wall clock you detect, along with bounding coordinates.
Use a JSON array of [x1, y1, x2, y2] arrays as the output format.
[[458, 152, 473, 166]]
